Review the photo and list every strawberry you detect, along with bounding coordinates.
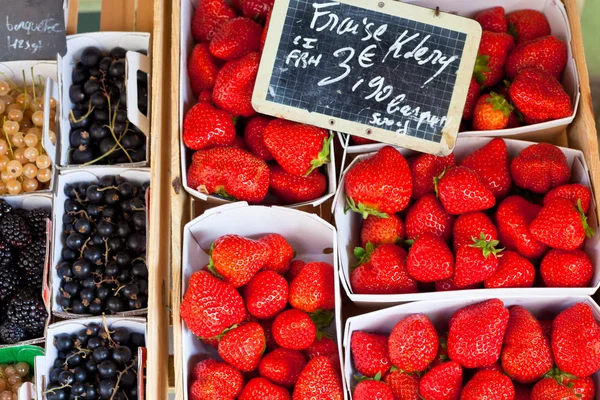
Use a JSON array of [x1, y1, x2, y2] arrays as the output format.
[[541, 249, 593, 287], [419, 361, 462, 400], [461, 138, 512, 198], [474, 32, 515, 87], [384, 370, 420, 400], [183, 102, 235, 150], [552, 303, 600, 377], [191, 0, 236, 43], [509, 68, 573, 124], [269, 164, 327, 204], [188, 43, 221, 96], [510, 143, 570, 194], [304, 335, 338, 360], [213, 52, 260, 117], [260, 10, 271, 51], [345, 146, 413, 218], [272, 309, 316, 350], [475, 7, 507, 33], [181, 271, 246, 339], [210, 234, 269, 287], [351, 243, 417, 295], [409, 153, 455, 200], [514, 383, 532, 400], [198, 89, 213, 102], [239, 377, 291, 400], [286, 260, 306, 282], [454, 234, 502, 286], [505, 35, 567, 79], [539, 320, 553, 340], [448, 299, 509, 368], [293, 356, 343, 400], [431, 337, 449, 367], [187, 147, 269, 202], [453, 211, 498, 252], [352, 135, 377, 145], [244, 115, 274, 161], [496, 196, 547, 259], [244, 270, 288, 319], [472, 93, 514, 130], [530, 198, 593, 250], [351, 331, 391, 378], [361, 214, 404, 246], [353, 380, 395, 400], [532, 375, 595, 400], [230, 135, 248, 150], [218, 322, 266, 371], [435, 277, 480, 292], [259, 348, 307, 387], [263, 119, 331, 176], [507, 10, 551, 43], [484, 251, 535, 288], [405, 194, 454, 241], [462, 78, 482, 120], [235, 0, 273, 20], [289, 261, 335, 313], [436, 167, 496, 215], [560, 375, 596, 400], [406, 233, 454, 282], [501, 306, 553, 383], [190, 359, 244, 400], [388, 314, 438, 372], [461, 370, 515, 400], [544, 183, 592, 214], [210, 17, 263, 61], [259, 233, 294, 274]]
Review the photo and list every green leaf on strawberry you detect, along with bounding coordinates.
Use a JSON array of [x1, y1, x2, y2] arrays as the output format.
[[345, 196, 389, 219], [307, 134, 333, 175]]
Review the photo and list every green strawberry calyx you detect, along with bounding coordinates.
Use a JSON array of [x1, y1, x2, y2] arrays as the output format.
[[315, 330, 332, 341], [307, 134, 333, 176], [544, 367, 583, 396], [354, 371, 383, 382], [345, 196, 389, 219], [469, 233, 504, 259], [310, 309, 335, 330], [433, 169, 448, 197], [214, 186, 236, 201], [507, 22, 518, 40], [354, 242, 376, 267], [207, 243, 224, 280], [577, 198, 595, 238], [473, 55, 491, 85], [205, 323, 238, 341], [487, 92, 514, 118]]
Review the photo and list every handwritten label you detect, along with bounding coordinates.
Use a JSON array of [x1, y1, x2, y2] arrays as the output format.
[[0, 0, 67, 61]]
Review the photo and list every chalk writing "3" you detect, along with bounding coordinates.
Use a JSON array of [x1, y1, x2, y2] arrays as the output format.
[[317, 47, 354, 87]]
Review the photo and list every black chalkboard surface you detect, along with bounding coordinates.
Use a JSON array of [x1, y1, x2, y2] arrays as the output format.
[[253, 0, 481, 155], [0, 0, 67, 61]]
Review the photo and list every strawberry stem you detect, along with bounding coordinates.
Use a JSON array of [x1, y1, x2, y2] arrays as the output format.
[[469, 232, 504, 258], [310, 309, 334, 330], [306, 134, 333, 175], [354, 242, 375, 267], [577, 198, 595, 238], [345, 196, 388, 219]]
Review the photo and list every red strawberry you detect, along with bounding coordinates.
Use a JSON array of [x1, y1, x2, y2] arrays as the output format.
[[474, 31, 515, 87], [218, 322, 266, 371], [187, 147, 269, 202], [352, 135, 377, 145], [244, 270, 288, 319], [259, 319, 277, 351], [244, 115, 274, 161], [507, 10, 551, 43], [345, 146, 413, 218], [454, 234, 502, 286], [484, 251, 535, 288], [448, 299, 509, 368], [259, 233, 294, 274], [435, 277, 480, 292], [272, 309, 316, 350], [384, 370, 420, 400], [541, 249, 593, 287], [361, 214, 404, 246], [509, 68, 573, 124], [210, 234, 269, 287], [472, 93, 514, 130], [230, 135, 248, 150], [532, 375, 595, 400], [235, 0, 273, 20], [496, 196, 547, 259], [539, 319, 553, 340], [198, 89, 213, 102], [463, 78, 482, 120], [461, 138, 512, 198], [406, 233, 454, 282], [405, 194, 454, 241], [188, 43, 221, 96], [239, 377, 291, 400], [289, 262, 335, 313], [419, 361, 463, 400], [260, 10, 271, 51], [544, 183, 592, 214], [213, 52, 260, 117], [259, 348, 307, 387], [181, 271, 246, 339], [530, 198, 594, 250], [210, 17, 262, 61], [351, 243, 417, 295], [190, 359, 244, 400], [552, 303, 600, 377], [431, 337, 449, 367], [388, 314, 438, 372], [475, 7, 507, 33], [191, 0, 236, 43], [409, 153, 455, 200], [461, 370, 515, 400], [501, 306, 553, 383], [353, 380, 395, 400], [269, 164, 327, 204], [183, 102, 235, 150], [514, 383, 532, 400], [293, 356, 343, 400], [263, 119, 331, 176], [286, 260, 306, 282], [437, 167, 496, 215], [505, 36, 567, 79], [351, 331, 391, 378], [453, 211, 498, 252], [510, 143, 570, 194], [304, 335, 338, 360], [560, 375, 596, 400]]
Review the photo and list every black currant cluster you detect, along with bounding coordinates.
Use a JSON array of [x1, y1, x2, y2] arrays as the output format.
[[0, 199, 50, 344], [69, 46, 148, 165], [57, 176, 149, 315], [45, 322, 145, 400]]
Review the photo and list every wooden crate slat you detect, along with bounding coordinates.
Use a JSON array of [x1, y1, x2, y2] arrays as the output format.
[[100, 0, 136, 31], [67, 0, 80, 34]]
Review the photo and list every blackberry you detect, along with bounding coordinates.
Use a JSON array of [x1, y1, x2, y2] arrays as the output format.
[[7, 288, 48, 338], [24, 208, 51, 239], [0, 321, 26, 344], [0, 241, 14, 269], [18, 238, 46, 290], [0, 266, 23, 300], [0, 199, 12, 220], [0, 214, 32, 248]]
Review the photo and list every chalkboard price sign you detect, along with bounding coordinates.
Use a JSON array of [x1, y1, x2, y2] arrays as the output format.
[[0, 0, 67, 62], [253, 0, 481, 155]]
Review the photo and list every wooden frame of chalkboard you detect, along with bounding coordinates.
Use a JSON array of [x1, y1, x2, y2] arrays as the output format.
[[252, 0, 481, 155]]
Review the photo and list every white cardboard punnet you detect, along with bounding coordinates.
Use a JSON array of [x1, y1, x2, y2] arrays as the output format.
[[333, 137, 600, 306], [180, 202, 346, 400]]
